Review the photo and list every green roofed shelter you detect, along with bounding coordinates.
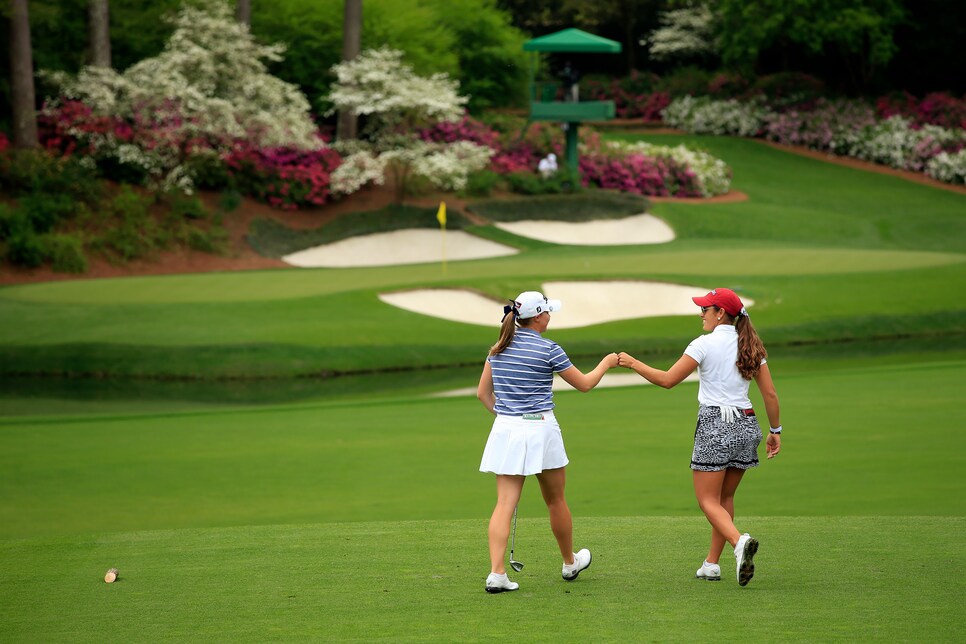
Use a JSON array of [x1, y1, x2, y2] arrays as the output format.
[[523, 28, 622, 53], [523, 29, 622, 174]]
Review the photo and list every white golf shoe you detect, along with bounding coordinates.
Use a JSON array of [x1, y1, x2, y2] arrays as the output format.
[[695, 560, 721, 581], [562, 548, 592, 581], [485, 572, 519, 594], [734, 533, 759, 586]]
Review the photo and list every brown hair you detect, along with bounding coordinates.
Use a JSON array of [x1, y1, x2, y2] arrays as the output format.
[[734, 312, 767, 380], [489, 310, 518, 356], [489, 304, 540, 356]]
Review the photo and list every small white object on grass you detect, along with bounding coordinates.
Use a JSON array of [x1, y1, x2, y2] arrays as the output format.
[[104, 568, 118, 583]]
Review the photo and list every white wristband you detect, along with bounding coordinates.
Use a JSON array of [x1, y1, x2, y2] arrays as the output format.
[[769, 425, 782, 434]]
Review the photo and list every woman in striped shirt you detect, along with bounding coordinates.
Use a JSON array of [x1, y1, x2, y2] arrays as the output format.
[[478, 290, 618, 593]]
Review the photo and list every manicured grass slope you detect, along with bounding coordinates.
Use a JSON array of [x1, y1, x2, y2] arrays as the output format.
[[1, 517, 962, 641]]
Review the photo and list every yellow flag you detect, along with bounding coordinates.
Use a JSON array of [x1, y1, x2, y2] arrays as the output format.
[[436, 201, 447, 228]]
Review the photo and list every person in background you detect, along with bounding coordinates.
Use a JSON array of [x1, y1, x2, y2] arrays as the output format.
[[478, 290, 619, 593], [617, 288, 781, 586], [538, 152, 558, 178]]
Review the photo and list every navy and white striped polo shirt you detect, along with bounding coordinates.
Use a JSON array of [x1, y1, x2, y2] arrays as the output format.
[[488, 327, 574, 415]]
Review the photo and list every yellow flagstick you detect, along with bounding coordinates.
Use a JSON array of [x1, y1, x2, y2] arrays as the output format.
[[436, 201, 447, 274]]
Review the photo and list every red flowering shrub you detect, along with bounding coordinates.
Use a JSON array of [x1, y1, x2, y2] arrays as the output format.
[[876, 91, 966, 129], [37, 100, 133, 158], [639, 92, 672, 121], [225, 144, 342, 210], [579, 151, 703, 197], [418, 115, 500, 148], [0, 131, 9, 153]]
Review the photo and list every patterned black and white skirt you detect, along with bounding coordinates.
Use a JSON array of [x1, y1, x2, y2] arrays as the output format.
[[690, 404, 762, 472]]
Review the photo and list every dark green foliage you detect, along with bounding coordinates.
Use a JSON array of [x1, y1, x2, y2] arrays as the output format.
[[419, 0, 529, 111], [169, 195, 209, 221], [185, 154, 231, 191], [462, 170, 503, 197], [187, 225, 230, 255], [504, 169, 580, 195], [752, 72, 827, 105], [41, 233, 88, 273], [19, 193, 76, 234], [218, 189, 242, 213], [0, 150, 102, 203], [0, 204, 27, 239], [657, 65, 714, 96], [469, 190, 646, 222], [5, 230, 45, 268], [93, 187, 159, 263]]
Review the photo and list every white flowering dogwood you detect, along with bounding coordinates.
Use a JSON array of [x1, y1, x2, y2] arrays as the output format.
[[327, 47, 486, 202], [330, 151, 387, 197], [43, 0, 319, 192], [647, 6, 715, 62]]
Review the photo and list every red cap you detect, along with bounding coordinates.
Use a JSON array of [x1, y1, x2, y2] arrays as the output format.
[[692, 288, 744, 317]]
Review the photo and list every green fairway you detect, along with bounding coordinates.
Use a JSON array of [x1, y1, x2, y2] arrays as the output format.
[[1, 517, 962, 641]]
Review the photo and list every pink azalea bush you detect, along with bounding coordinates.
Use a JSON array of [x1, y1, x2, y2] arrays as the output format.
[[582, 71, 670, 120], [579, 151, 703, 197], [225, 143, 342, 210], [418, 111, 728, 197], [761, 99, 877, 152], [0, 132, 9, 153], [37, 98, 348, 209]]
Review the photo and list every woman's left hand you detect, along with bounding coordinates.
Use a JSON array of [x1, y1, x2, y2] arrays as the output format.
[[766, 432, 781, 459]]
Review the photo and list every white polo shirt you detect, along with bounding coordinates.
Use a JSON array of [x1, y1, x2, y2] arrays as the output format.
[[684, 325, 765, 409]]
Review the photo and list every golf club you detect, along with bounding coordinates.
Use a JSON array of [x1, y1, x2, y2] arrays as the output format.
[[509, 505, 524, 572]]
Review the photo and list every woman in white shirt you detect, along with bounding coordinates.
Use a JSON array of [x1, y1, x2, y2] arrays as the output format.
[[617, 288, 781, 587]]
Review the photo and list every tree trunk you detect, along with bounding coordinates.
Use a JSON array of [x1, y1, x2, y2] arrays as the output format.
[[88, 0, 111, 68], [336, 0, 362, 142], [236, 0, 251, 27], [9, 0, 39, 149]]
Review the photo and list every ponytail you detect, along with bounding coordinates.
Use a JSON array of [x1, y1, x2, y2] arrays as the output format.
[[735, 314, 767, 380], [489, 310, 517, 356]]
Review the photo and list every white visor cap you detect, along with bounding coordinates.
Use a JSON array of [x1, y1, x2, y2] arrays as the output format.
[[515, 291, 562, 319]]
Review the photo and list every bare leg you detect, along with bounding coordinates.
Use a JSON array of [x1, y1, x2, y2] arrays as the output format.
[[693, 470, 742, 556], [705, 467, 746, 563], [535, 467, 574, 565], [488, 475, 525, 574]]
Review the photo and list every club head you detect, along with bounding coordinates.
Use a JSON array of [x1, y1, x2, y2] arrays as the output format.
[[510, 559, 524, 572]]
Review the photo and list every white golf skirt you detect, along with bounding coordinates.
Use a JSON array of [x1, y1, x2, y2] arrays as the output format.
[[479, 411, 569, 476]]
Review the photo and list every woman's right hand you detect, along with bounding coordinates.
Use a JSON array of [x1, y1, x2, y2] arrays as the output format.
[[603, 352, 620, 369], [617, 352, 637, 369]]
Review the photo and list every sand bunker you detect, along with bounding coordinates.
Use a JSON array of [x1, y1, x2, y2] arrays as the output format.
[[432, 371, 699, 398], [494, 213, 674, 245], [379, 281, 753, 329], [282, 212, 676, 268], [282, 229, 518, 268]]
